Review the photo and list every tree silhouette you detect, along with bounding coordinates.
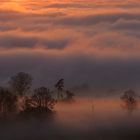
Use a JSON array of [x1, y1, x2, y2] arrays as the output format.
[[33, 87, 56, 109], [20, 87, 56, 119], [9, 72, 32, 96], [121, 89, 137, 114], [64, 90, 75, 102], [0, 87, 17, 115], [55, 79, 64, 100], [32, 87, 56, 110]]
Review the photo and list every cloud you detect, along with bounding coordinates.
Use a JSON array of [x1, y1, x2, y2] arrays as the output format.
[[55, 13, 140, 26], [0, 35, 70, 49], [0, 10, 23, 22], [0, 25, 17, 31], [0, 35, 38, 48], [46, 3, 95, 9], [111, 19, 140, 31]]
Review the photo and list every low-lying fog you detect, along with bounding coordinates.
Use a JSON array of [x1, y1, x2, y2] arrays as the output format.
[[1, 98, 140, 140]]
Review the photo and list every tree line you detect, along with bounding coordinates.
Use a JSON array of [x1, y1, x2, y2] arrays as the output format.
[[0, 72, 75, 119], [0, 72, 138, 119]]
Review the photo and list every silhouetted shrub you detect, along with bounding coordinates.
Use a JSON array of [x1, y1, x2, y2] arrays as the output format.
[[19, 87, 56, 119]]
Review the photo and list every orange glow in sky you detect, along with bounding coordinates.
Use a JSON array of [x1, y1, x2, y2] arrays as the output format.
[[0, 0, 140, 93], [0, 0, 140, 58]]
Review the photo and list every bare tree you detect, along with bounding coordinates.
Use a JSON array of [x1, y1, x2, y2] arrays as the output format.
[[55, 79, 64, 100], [32, 87, 56, 110], [121, 89, 137, 114], [9, 72, 32, 96]]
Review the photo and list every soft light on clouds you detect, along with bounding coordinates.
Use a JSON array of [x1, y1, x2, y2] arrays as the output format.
[[0, 0, 140, 95]]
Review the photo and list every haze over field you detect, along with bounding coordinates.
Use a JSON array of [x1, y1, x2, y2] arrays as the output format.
[[0, 98, 140, 140], [0, 0, 140, 95], [0, 1, 140, 140]]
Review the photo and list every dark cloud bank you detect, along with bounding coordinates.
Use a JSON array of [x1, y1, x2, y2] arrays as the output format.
[[0, 35, 70, 49]]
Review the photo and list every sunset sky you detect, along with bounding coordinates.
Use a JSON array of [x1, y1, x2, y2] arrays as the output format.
[[0, 0, 140, 95]]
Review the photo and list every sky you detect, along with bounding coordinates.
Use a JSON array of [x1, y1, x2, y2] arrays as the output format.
[[0, 0, 140, 95]]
